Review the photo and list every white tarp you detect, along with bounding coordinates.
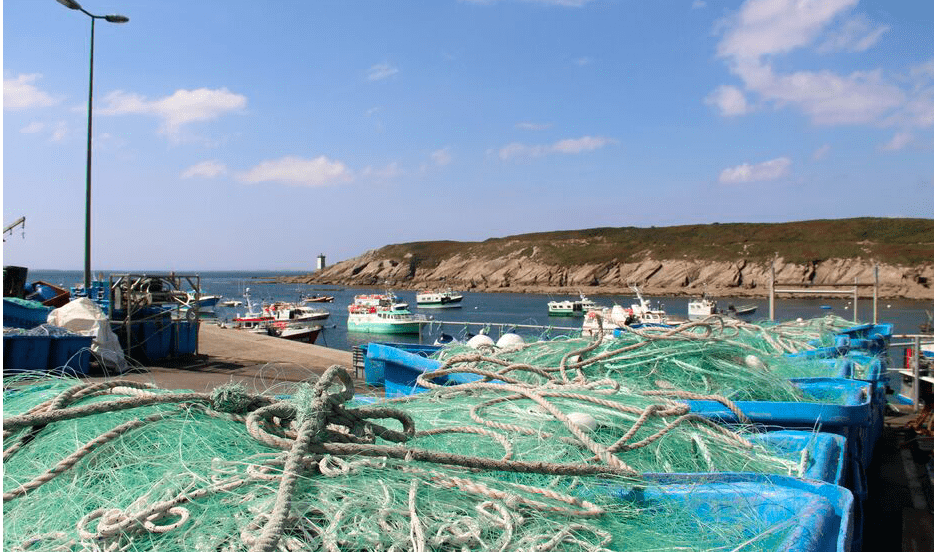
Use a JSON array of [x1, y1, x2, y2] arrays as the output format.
[[47, 298, 128, 373]]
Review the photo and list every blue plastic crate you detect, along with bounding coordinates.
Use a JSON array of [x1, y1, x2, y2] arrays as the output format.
[[3, 334, 52, 373], [48, 334, 94, 375], [2, 298, 52, 329], [365, 342, 442, 388], [606, 473, 853, 552]]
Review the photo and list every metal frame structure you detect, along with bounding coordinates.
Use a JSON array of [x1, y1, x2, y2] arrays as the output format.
[[769, 263, 880, 323]]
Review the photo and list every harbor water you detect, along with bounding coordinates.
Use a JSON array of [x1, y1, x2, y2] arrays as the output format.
[[27, 269, 934, 352]]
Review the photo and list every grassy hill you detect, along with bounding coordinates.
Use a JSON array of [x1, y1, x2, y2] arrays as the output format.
[[376, 218, 934, 268]]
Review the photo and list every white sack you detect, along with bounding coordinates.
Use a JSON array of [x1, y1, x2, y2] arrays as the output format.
[[47, 298, 128, 373]]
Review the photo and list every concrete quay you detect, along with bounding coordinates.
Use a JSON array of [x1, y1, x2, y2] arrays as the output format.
[[87, 323, 370, 395]]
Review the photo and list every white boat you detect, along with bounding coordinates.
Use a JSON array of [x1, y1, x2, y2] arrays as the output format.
[[219, 299, 243, 307], [263, 302, 330, 322], [581, 305, 632, 336], [581, 286, 674, 336], [347, 303, 426, 334], [228, 290, 323, 343], [181, 292, 222, 314], [416, 289, 464, 309], [547, 293, 599, 316], [688, 294, 718, 318], [353, 292, 408, 310]]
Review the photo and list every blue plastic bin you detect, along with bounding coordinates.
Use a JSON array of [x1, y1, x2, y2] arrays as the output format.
[[47, 334, 94, 375], [3, 334, 52, 373], [607, 473, 854, 552], [2, 298, 52, 329], [364, 342, 441, 387]]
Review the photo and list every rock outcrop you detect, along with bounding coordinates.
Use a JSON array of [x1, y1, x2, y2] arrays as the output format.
[[287, 249, 934, 299]]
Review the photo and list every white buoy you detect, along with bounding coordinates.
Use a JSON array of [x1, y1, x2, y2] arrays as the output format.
[[744, 354, 765, 370], [496, 333, 525, 349], [466, 334, 495, 349], [566, 412, 598, 432]]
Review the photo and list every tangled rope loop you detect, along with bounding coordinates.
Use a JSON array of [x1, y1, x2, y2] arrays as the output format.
[[246, 366, 415, 450]]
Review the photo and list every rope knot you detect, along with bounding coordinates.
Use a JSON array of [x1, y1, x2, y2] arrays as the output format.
[[211, 383, 254, 414]]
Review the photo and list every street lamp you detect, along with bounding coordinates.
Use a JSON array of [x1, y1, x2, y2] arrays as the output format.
[[55, 0, 128, 294]]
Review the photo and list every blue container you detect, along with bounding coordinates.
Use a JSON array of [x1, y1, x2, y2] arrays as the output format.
[[368, 343, 484, 397], [608, 473, 853, 552], [752, 430, 847, 486], [364, 342, 441, 387], [48, 334, 94, 375], [3, 334, 52, 373], [2, 298, 52, 329], [171, 320, 199, 356]]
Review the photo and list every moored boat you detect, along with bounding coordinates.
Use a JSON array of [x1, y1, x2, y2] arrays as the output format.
[[302, 294, 334, 303], [416, 289, 463, 309], [547, 293, 599, 316], [265, 324, 322, 343], [688, 294, 718, 319], [347, 303, 426, 334]]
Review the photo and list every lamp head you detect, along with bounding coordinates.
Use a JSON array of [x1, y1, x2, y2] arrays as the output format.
[[56, 0, 82, 9], [104, 14, 129, 23]]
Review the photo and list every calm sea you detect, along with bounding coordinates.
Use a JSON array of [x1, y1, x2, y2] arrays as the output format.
[[27, 270, 934, 352]]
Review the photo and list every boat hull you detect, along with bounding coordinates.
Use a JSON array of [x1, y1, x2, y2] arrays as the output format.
[[347, 319, 422, 334]]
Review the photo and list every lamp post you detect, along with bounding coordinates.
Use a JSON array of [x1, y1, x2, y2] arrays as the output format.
[[55, 0, 128, 294]]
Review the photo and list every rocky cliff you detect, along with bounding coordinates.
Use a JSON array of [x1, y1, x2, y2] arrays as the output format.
[[290, 251, 932, 299], [284, 219, 934, 299]]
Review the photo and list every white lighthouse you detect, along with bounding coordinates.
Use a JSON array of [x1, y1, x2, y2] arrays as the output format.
[[316, 253, 326, 271]]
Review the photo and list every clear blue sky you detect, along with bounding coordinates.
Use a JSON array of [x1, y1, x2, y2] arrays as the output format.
[[4, 0, 933, 271]]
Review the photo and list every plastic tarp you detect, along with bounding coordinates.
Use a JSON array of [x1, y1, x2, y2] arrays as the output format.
[[46, 298, 128, 373]]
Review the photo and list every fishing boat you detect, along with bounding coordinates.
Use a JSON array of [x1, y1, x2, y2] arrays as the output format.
[[219, 299, 243, 307], [416, 289, 464, 309], [264, 302, 329, 322], [347, 303, 426, 334], [228, 290, 324, 342], [353, 292, 408, 310], [726, 304, 758, 316], [581, 286, 674, 335], [302, 294, 334, 303], [688, 294, 718, 318], [265, 324, 322, 343], [547, 293, 599, 316], [182, 292, 222, 315]]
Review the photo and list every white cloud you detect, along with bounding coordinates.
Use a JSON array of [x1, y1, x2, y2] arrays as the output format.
[[99, 87, 247, 136], [692, 0, 707, 8], [431, 147, 453, 166], [499, 135, 614, 160], [367, 63, 399, 81], [719, 157, 791, 183], [910, 59, 934, 81], [880, 132, 912, 152], [362, 162, 402, 179], [20, 122, 45, 134], [50, 122, 68, 142], [181, 160, 228, 179], [812, 144, 830, 161], [704, 85, 750, 116], [716, 0, 857, 60], [238, 156, 352, 187], [709, 0, 934, 128], [817, 15, 890, 53], [4, 74, 59, 110], [515, 122, 552, 131]]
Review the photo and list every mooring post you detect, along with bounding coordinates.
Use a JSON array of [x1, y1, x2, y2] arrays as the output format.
[[853, 277, 859, 323], [769, 260, 775, 321], [873, 265, 878, 324], [912, 335, 921, 413]]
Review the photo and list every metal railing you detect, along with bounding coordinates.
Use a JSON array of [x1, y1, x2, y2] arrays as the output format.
[[769, 263, 880, 323]]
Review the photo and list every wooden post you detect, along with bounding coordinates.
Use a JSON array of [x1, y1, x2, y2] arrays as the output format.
[[873, 265, 878, 324], [913, 335, 921, 413], [853, 277, 858, 323], [769, 260, 775, 321]]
